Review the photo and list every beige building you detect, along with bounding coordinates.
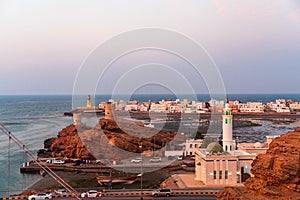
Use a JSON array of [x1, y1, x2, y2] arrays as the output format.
[[237, 135, 278, 155], [184, 139, 203, 156], [195, 101, 256, 185], [195, 145, 256, 185]]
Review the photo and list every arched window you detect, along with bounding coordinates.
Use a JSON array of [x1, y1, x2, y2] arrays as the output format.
[[225, 145, 228, 151], [230, 145, 232, 151], [225, 118, 228, 124]]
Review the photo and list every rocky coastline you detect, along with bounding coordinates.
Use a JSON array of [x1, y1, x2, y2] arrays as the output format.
[[217, 127, 300, 200], [38, 117, 186, 160]]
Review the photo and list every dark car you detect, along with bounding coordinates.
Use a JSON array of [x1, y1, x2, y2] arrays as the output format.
[[151, 188, 172, 197], [73, 160, 83, 166]]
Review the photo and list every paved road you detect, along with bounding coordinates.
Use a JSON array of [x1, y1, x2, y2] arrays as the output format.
[[54, 194, 216, 200]]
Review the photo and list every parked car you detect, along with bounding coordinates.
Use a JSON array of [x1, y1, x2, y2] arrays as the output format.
[[73, 160, 83, 166], [54, 189, 67, 195], [81, 190, 102, 198], [28, 193, 52, 200], [149, 157, 162, 162], [151, 188, 172, 197], [131, 157, 143, 163], [177, 155, 183, 160], [46, 158, 65, 164]]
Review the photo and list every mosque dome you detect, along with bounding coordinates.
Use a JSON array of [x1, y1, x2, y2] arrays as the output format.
[[206, 142, 224, 154]]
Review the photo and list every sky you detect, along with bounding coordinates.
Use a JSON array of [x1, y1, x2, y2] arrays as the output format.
[[0, 0, 300, 95]]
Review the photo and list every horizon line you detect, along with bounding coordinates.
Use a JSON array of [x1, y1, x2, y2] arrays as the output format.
[[0, 93, 300, 96]]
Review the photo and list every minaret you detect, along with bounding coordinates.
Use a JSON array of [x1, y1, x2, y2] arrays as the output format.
[[86, 95, 92, 108], [222, 99, 235, 152]]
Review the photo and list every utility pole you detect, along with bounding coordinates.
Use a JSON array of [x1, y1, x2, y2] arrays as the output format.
[[139, 141, 143, 200]]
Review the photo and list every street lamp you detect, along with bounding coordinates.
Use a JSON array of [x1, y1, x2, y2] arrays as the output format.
[[139, 142, 143, 200]]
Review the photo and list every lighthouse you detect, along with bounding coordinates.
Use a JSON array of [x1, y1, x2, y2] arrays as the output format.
[[222, 99, 235, 152], [86, 95, 92, 108]]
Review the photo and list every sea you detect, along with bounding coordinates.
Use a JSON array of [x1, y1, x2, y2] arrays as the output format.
[[0, 94, 300, 197]]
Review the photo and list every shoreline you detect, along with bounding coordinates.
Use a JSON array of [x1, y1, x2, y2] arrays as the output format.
[[65, 110, 300, 119]]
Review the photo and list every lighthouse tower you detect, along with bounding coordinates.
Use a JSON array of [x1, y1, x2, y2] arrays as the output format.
[[222, 100, 235, 152], [86, 95, 92, 108]]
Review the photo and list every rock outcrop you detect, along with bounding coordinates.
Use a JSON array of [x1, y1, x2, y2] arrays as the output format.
[[38, 118, 185, 160], [217, 127, 300, 200], [38, 124, 94, 159]]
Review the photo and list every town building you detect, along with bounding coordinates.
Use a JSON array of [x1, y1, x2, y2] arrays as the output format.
[[267, 99, 290, 113], [150, 102, 166, 113], [289, 101, 300, 111], [184, 139, 203, 156], [195, 102, 256, 185], [238, 102, 264, 113]]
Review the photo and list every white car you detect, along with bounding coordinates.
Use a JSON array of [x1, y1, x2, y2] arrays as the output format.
[[81, 190, 102, 198], [53, 159, 65, 164], [46, 158, 65, 164], [131, 157, 143, 163], [149, 157, 162, 162], [28, 193, 52, 200], [54, 189, 67, 195]]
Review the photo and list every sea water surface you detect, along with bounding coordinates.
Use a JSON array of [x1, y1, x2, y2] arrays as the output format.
[[0, 95, 73, 197], [0, 94, 300, 197]]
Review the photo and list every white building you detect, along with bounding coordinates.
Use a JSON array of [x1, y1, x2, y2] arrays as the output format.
[[239, 102, 264, 113], [267, 99, 290, 113], [124, 104, 138, 111], [150, 103, 166, 112], [168, 104, 181, 113]]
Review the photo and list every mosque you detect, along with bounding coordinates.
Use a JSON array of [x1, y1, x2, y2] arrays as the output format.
[[194, 101, 257, 185]]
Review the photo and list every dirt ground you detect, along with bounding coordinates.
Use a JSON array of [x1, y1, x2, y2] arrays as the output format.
[[28, 166, 193, 193]]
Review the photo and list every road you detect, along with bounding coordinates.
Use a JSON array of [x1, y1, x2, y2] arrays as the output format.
[[54, 194, 216, 200]]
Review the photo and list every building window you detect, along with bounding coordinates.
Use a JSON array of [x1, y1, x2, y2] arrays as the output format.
[[230, 118, 232, 124], [230, 145, 232, 151], [225, 170, 228, 179], [219, 170, 222, 179], [225, 118, 228, 124], [213, 170, 216, 179], [190, 144, 192, 148], [225, 145, 228, 151], [195, 144, 198, 148]]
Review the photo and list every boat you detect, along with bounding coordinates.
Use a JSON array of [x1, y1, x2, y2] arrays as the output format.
[[95, 174, 137, 186]]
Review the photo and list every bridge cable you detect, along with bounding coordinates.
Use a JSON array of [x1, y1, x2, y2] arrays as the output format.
[[0, 123, 81, 200], [7, 131, 11, 197]]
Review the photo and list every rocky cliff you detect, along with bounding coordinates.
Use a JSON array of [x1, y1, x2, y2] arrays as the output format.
[[38, 124, 94, 159], [38, 118, 185, 160], [217, 127, 300, 200]]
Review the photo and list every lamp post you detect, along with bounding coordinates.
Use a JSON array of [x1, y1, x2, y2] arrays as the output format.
[[139, 142, 143, 200]]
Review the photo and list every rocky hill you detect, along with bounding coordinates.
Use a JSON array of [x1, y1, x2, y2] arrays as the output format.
[[217, 127, 300, 200], [38, 118, 185, 160]]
